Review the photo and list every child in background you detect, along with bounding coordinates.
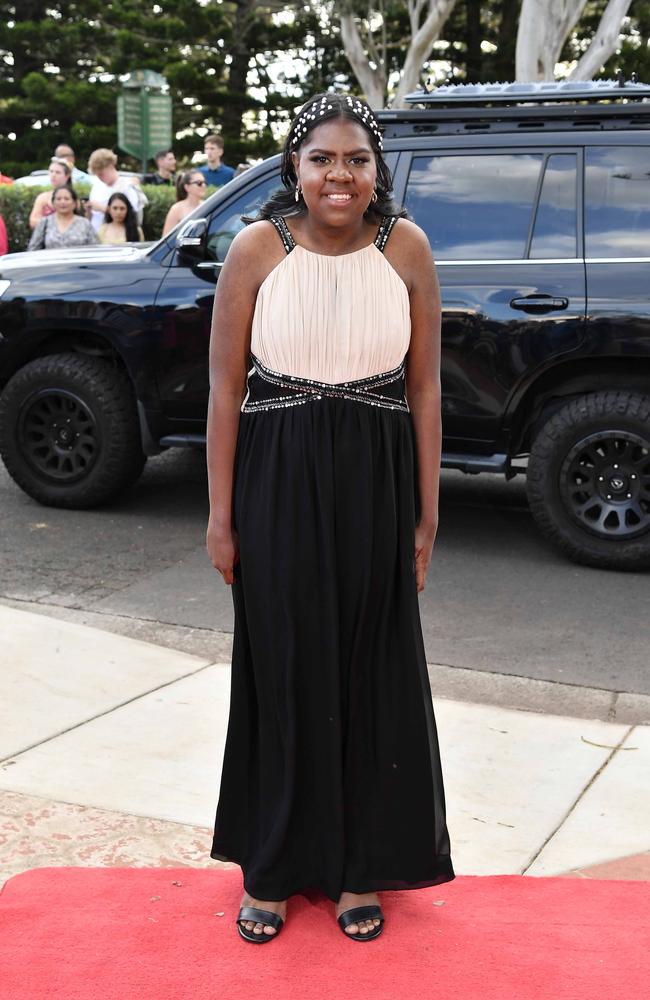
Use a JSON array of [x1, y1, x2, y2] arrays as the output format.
[[98, 192, 144, 244]]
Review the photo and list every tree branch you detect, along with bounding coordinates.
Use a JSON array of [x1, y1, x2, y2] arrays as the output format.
[[569, 0, 633, 79], [393, 0, 458, 107]]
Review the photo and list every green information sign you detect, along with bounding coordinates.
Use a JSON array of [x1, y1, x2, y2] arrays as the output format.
[[117, 71, 173, 171]]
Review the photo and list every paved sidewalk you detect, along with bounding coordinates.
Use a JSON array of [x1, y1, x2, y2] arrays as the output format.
[[1, 604, 648, 886]]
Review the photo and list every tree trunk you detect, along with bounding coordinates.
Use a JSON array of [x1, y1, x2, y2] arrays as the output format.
[[569, 0, 633, 79], [221, 0, 257, 142], [336, 0, 458, 108], [392, 0, 459, 106], [492, 0, 520, 81], [515, 0, 587, 80], [339, 10, 387, 108], [465, 0, 482, 83]]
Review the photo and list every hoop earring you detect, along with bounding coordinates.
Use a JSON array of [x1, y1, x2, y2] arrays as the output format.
[[295, 183, 302, 203], [371, 190, 378, 204]]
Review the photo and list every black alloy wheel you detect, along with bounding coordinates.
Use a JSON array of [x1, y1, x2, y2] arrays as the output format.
[[560, 430, 650, 541], [0, 352, 146, 508], [526, 391, 650, 570], [18, 387, 100, 483]]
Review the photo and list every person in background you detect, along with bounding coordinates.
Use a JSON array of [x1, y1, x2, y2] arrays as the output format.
[[199, 134, 234, 187], [0, 214, 8, 255], [27, 186, 98, 250], [0, 168, 12, 185], [142, 149, 176, 186], [29, 157, 73, 229], [162, 169, 207, 236], [98, 192, 145, 244], [54, 144, 92, 185], [86, 148, 141, 232]]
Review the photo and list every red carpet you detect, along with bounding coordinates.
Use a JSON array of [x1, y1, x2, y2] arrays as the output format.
[[1, 867, 648, 1000]]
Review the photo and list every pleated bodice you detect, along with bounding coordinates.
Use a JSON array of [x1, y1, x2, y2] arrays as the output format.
[[250, 230, 411, 386]]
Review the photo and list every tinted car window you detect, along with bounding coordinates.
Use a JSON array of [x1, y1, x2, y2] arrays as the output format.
[[529, 154, 577, 259], [405, 153, 543, 260], [585, 146, 650, 258], [206, 173, 281, 262]]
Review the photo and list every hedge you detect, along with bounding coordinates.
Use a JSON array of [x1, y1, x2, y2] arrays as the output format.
[[0, 183, 216, 253]]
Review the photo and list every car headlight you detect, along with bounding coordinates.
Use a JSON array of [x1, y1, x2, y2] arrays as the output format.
[[0, 280, 11, 299]]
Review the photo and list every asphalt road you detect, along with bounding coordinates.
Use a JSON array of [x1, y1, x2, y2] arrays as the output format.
[[1, 449, 649, 696]]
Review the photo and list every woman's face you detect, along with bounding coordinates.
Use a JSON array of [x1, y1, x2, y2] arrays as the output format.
[[185, 173, 207, 199], [292, 117, 377, 226], [53, 188, 75, 214], [109, 198, 128, 223], [49, 162, 69, 186]]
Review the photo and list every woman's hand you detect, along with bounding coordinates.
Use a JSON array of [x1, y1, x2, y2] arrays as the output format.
[[206, 519, 239, 585], [414, 518, 438, 593]]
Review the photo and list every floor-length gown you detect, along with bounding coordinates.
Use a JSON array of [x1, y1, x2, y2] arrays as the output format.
[[211, 214, 454, 902]]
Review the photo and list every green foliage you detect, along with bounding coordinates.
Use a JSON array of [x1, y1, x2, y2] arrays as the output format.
[[2, 0, 645, 187], [0, 1, 320, 178], [0, 184, 37, 254], [139, 183, 176, 240]]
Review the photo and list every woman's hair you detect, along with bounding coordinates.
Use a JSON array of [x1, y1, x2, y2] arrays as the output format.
[[248, 92, 406, 225], [175, 170, 203, 201], [51, 184, 78, 207], [104, 191, 141, 242], [88, 148, 118, 174]]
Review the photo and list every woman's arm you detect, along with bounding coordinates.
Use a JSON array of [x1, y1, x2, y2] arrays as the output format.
[[162, 203, 181, 236], [27, 218, 47, 251], [29, 192, 47, 230], [205, 223, 273, 584], [401, 222, 442, 593]]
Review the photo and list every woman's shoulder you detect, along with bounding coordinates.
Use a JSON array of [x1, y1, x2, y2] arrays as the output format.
[[228, 219, 285, 261], [387, 216, 430, 253]]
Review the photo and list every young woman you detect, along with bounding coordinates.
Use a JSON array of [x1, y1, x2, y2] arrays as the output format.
[[27, 186, 98, 250], [161, 169, 207, 235], [28, 157, 73, 229], [98, 192, 144, 243], [206, 93, 454, 945]]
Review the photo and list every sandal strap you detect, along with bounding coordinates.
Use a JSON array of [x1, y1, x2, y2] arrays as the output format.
[[338, 905, 384, 930], [237, 905, 284, 929]]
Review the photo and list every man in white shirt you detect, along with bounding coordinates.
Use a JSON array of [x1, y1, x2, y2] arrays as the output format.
[[86, 148, 142, 231]]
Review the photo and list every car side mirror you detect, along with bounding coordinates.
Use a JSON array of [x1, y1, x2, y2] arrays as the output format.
[[175, 218, 208, 261]]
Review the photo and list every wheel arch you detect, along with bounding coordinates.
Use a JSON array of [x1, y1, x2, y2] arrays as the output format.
[[0, 330, 162, 457], [0, 329, 129, 389], [506, 357, 650, 455]]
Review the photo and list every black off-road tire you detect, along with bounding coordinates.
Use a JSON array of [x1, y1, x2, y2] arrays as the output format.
[[526, 391, 650, 570], [0, 352, 146, 508]]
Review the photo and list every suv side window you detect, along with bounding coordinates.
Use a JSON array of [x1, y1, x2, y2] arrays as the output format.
[[405, 153, 543, 260], [205, 173, 281, 262], [585, 147, 650, 258], [529, 154, 578, 259]]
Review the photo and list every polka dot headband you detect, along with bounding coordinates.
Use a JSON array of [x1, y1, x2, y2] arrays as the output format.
[[290, 94, 383, 150]]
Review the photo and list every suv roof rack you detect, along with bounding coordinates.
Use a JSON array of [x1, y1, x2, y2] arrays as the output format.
[[404, 79, 650, 107]]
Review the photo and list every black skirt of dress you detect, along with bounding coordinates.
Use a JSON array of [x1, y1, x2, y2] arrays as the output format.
[[211, 388, 454, 902]]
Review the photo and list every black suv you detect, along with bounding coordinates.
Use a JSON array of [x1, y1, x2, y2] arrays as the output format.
[[1, 79, 649, 570]]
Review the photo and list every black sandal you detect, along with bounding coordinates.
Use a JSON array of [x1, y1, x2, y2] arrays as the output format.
[[237, 905, 285, 943], [337, 905, 384, 941]]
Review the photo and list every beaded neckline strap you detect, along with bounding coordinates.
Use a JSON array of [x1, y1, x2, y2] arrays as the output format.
[[269, 214, 398, 256], [269, 215, 296, 253]]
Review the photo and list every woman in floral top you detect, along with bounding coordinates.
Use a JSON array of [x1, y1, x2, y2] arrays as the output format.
[[28, 186, 98, 251]]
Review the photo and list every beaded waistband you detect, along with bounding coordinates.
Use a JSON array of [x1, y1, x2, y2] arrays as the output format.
[[241, 355, 409, 413]]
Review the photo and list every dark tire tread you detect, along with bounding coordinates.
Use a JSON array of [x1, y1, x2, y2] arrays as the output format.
[[0, 352, 146, 509], [526, 391, 650, 571]]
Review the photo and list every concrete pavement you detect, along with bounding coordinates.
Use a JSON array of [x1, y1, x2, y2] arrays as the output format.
[[1, 603, 648, 887]]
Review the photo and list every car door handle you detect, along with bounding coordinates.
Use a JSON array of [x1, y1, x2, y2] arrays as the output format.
[[510, 295, 569, 312]]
